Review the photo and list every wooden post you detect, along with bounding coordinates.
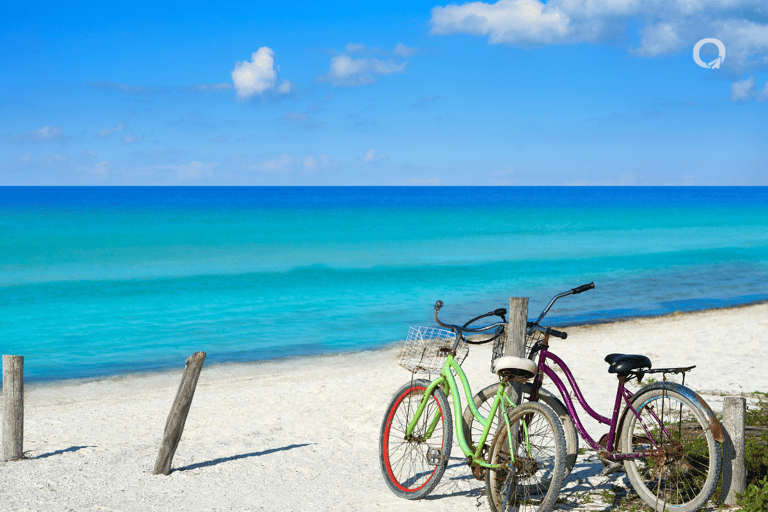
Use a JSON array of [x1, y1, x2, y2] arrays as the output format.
[[2, 355, 24, 461], [720, 396, 746, 506], [504, 298, 528, 406], [153, 351, 206, 475]]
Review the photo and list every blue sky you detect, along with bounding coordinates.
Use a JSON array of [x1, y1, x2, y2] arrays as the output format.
[[1, 0, 766, 185]]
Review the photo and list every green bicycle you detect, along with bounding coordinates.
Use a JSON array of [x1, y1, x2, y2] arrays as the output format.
[[379, 300, 567, 512]]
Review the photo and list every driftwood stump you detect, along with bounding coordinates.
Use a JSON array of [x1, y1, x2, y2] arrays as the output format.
[[721, 396, 746, 506], [153, 351, 206, 475], [503, 298, 528, 406], [2, 355, 24, 462]]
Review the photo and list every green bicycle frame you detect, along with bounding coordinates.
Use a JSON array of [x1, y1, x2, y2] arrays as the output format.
[[405, 353, 524, 469]]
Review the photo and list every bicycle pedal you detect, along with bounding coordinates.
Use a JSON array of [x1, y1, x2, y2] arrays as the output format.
[[600, 462, 624, 477], [426, 447, 444, 466]]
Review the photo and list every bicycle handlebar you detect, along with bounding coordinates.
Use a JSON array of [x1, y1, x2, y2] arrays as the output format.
[[571, 282, 595, 294], [529, 324, 568, 339], [433, 301, 506, 337]]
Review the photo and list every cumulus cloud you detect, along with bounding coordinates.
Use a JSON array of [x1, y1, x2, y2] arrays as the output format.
[[634, 22, 684, 57], [91, 160, 111, 177], [731, 76, 755, 100], [13, 126, 65, 145], [362, 148, 388, 163], [96, 122, 125, 138], [430, 0, 768, 68], [318, 44, 410, 86], [231, 47, 292, 99], [393, 43, 417, 57], [251, 153, 296, 172], [430, 0, 571, 45], [303, 154, 331, 171]]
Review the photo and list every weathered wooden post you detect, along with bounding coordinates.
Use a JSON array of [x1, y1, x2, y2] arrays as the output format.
[[720, 396, 746, 506], [504, 298, 528, 405], [153, 351, 206, 475], [2, 355, 24, 461]]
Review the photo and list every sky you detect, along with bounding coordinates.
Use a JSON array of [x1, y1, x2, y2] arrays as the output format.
[[1, 0, 767, 186]]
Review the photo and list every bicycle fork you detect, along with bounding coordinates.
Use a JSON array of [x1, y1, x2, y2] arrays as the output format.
[[404, 378, 527, 469]]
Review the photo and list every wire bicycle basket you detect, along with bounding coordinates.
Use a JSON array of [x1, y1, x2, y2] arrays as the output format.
[[490, 327, 541, 372], [399, 326, 468, 374]]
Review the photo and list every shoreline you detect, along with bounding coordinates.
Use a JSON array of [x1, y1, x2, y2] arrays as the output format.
[[15, 297, 768, 388], [1, 301, 767, 511]]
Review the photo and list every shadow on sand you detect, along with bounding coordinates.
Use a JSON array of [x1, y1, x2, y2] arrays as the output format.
[[175, 443, 313, 472], [32, 446, 95, 459]]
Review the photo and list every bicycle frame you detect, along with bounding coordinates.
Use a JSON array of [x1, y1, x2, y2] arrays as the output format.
[[527, 338, 644, 461], [406, 353, 521, 469]]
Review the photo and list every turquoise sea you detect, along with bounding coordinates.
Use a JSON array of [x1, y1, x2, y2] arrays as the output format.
[[1, 187, 767, 382]]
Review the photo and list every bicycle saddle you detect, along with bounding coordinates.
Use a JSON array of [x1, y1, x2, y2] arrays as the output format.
[[604, 353, 651, 374], [493, 356, 537, 381]]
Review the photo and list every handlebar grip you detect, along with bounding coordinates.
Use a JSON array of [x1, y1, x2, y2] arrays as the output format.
[[548, 328, 568, 339], [493, 308, 507, 317], [571, 282, 595, 295], [434, 300, 444, 311]]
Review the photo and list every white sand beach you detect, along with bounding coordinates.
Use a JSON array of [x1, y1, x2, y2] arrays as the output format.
[[2, 303, 767, 512]]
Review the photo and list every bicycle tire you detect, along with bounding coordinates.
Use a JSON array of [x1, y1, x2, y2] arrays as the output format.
[[485, 401, 567, 512], [462, 382, 579, 476], [379, 379, 453, 499], [621, 386, 722, 512]]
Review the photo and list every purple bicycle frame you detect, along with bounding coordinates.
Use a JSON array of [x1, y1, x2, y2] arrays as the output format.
[[527, 345, 649, 461]]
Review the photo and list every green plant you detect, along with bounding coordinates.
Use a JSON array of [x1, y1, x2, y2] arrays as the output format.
[[736, 475, 768, 512]]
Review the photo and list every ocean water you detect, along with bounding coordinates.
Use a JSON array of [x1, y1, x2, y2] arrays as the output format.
[[1, 186, 767, 382]]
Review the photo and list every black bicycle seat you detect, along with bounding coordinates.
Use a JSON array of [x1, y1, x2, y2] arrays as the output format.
[[604, 353, 652, 374]]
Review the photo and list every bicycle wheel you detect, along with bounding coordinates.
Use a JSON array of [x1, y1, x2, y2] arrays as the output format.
[[379, 379, 453, 500], [463, 382, 579, 477], [485, 401, 567, 512], [621, 387, 722, 512]]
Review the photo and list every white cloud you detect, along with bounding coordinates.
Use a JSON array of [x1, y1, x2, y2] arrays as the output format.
[[303, 154, 331, 171], [346, 43, 368, 53], [231, 47, 286, 99], [91, 160, 111, 177], [277, 80, 292, 94], [96, 122, 125, 138], [731, 76, 755, 101], [393, 43, 417, 57], [14, 126, 65, 144], [319, 44, 410, 87], [430, 0, 768, 68], [321, 55, 406, 86], [634, 22, 683, 56], [122, 134, 137, 145], [251, 153, 295, 172], [430, 0, 572, 45], [363, 148, 377, 162]]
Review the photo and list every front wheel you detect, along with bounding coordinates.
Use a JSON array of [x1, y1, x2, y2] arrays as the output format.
[[463, 382, 579, 477], [485, 401, 567, 512], [621, 387, 722, 512], [379, 379, 453, 500]]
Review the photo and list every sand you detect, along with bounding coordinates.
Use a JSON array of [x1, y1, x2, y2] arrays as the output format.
[[1, 303, 767, 512]]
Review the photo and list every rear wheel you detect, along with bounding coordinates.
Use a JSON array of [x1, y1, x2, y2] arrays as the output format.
[[621, 387, 721, 512], [485, 401, 567, 512], [379, 379, 453, 499]]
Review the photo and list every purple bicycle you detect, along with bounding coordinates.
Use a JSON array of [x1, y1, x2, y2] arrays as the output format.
[[465, 283, 724, 512]]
